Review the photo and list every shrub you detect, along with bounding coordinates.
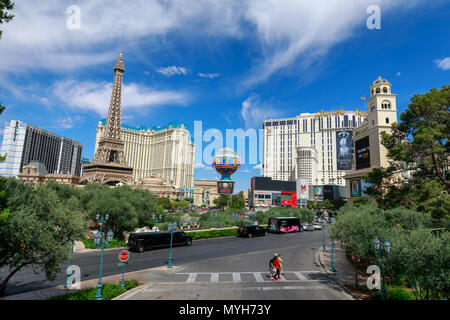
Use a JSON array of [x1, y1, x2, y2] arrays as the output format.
[[48, 280, 139, 300], [186, 228, 237, 240]]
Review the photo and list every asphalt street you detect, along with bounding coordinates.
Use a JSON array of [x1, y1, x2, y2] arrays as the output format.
[[1, 227, 352, 299]]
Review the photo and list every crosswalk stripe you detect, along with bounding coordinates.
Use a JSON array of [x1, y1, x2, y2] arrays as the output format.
[[253, 272, 265, 282], [295, 272, 308, 281], [232, 273, 241, 282], [211, 273, 219, 283], [186, 273, 197, 283]]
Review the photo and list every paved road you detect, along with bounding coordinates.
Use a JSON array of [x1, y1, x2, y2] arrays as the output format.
[[1, 227, 352, 299]]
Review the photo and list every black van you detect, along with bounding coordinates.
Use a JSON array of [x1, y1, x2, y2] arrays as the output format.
[[237, 225, 266, 238], [128, 231, 193, 253]]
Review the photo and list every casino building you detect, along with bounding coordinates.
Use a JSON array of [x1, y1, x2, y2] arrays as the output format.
[[343, 77, 398, 202], [262, 110, 367, 187]]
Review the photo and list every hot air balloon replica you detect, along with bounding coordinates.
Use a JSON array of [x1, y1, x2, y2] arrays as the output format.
[[212, 148, 241, 195]]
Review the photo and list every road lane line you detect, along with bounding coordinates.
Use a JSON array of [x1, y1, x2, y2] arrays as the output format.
[[295, 272, 308, 281], [232, 273, 241, 282], [253, 272, 265, 282], [143, 285, 328, 293], [186, 273, 197, 283], [210, 273, 219, 283]]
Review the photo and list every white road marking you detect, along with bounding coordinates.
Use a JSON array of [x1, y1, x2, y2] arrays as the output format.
[[143, 285, 328, 293], [211, 273, 219, 283], [186, 273, 197, 283], [253, 272, 265, 282], [295, 272, 308, 281], [232, 272, 241, 282]]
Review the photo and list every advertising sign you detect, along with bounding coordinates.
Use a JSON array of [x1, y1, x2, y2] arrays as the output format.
[[314, 186, 324, 199], [350, 179, 362, 197], [336, 131, 354, 170], [296, 179, 309, 200], [217, 180, 234, 195], [355, 136, 371, 170]]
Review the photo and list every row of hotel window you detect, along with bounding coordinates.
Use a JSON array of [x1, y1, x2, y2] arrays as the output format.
[[264, 116, 362, 132]]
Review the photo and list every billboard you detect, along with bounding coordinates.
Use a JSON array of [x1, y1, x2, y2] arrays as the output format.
[[350, 179, 362, 197], [336, 131, 354, 170], [314, 186, 324, 199], [355, 136, 371, 170], [217, 180, 234, 195], [296, 179, 309, 200]]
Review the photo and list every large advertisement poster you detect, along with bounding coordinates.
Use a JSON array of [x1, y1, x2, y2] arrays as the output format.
[[336, 131, 354, 170], [355, 136, 371, 170], [350, 179, 362, 197], [296, 179, 309, 200]]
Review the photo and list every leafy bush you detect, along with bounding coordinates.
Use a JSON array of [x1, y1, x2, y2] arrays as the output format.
[[48, 280, 139, 300], [186, 228, 238, 240], [82, 237, 127, 249], [370, 286, 415, 300]]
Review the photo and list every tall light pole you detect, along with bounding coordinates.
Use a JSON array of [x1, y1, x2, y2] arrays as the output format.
[[167, 222, 177, 269], [331, 217, 336, 271], [373, 237, 390, 300], [210, 212, 218, 229], [152, 214, 162, 231], [64, 237, 76, 289], [94, 213, 114, 300], [322, 220, 327, 252], [232, 213, 238, 226]]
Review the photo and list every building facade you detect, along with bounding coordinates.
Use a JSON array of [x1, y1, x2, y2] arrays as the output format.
[[0, 120, 82, 178], [343, 77, 398, 202], [94, 120, 195, 189], [263, 110, 367, 186], [18, 162, 80, 186], [249, 177, 297, 209], [193, 180, 220, 207]]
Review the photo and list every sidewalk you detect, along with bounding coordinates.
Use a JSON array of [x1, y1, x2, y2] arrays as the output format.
[[0, 266, 178, 300], [318, 241, 370, 300]]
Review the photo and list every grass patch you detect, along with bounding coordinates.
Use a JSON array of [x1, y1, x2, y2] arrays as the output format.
[[48, 279, 139, 300], [82, 238, 127, 249]]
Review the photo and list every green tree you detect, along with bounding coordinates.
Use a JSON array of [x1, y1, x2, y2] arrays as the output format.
[[229, 192, 245, 211], [0, 179, 87, 295], [156, 197, 173, 211], [213, 195, 230, 210]]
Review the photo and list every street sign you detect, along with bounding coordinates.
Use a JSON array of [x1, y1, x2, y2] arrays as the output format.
[[118, 250, 130, 263], [88, 232, 94, 239]]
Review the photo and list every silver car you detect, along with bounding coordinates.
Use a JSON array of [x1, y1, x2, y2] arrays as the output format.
[[313, 223, 323, 230]]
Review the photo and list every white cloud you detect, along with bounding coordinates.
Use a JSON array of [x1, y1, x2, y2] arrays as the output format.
[[0, 0, 426, 85], [54, 116, 84, 129], [198, 73, 221, 79], [157, 66, 188, 76], [396, 72, 401, 76], [253, 164, 262, 170], [240, 94, 283, 129], [194, 163, 205, 169], [435, 57, 450, 70], [52, 80, 191, 116]]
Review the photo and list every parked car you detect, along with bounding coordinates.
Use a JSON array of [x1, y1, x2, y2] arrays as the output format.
[[302, 223, 315, 231], [313, 223, 323, 230], [128, 231, 192, 253], [237, 225, 266, 238], [301, 223, 308, 231]]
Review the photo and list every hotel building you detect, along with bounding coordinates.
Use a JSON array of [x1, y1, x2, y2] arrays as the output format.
[[0, 120, 83, 178], [343, 77, 398, 201], [94, 119, 195, 189], [263, 110, 367, 187]]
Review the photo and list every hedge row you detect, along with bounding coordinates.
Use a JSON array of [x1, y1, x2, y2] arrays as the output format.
[[185, 225, 268, 240], [82, 238, 127, 249]]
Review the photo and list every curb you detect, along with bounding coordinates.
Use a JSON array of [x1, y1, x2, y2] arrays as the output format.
[[316, 247, 360, 301]]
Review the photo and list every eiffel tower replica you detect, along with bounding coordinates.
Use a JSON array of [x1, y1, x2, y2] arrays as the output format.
[[82, 53, 133, 185]]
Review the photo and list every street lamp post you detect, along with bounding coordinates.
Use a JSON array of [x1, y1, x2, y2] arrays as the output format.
[[152, 214, 162, 231], [64, 237, 76, 289], [94, 214, 114, 301], [167, 222, 177, 269], [331, 239, 336, 272], [373, 237, 390, 300], [322, 220, 327, 252], [232, 213, 238, 226], [210, 212, 217, 229]]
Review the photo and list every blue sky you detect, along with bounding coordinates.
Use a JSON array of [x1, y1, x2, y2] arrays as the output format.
[[0, 0, 449, 192]]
